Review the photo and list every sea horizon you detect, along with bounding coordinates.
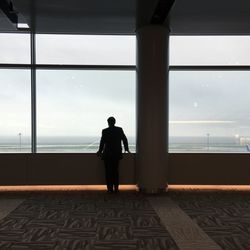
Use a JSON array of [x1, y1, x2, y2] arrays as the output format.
[[0, 135, 249, 153]]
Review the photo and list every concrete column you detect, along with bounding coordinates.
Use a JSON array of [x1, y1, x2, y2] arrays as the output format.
[[136, 25, 169, 193]]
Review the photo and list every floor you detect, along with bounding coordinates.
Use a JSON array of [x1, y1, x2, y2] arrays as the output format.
[[0, 190, 249, 249]]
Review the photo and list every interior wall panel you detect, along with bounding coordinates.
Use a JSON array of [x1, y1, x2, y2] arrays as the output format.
[[0, 154, 249, 186]]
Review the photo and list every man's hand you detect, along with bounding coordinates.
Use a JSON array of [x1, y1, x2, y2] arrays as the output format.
[[96, 151, 102, 157]]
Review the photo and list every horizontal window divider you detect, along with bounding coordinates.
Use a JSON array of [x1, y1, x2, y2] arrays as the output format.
[[0, 64, 136, 70], [169, 65, 250, 71], [0, 64, 31, 69], [2, 65, 250, 71]]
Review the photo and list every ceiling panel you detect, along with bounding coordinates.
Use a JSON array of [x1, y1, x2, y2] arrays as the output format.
[[169, 0, 250, 35], [0, 0, 249, 34], [0, 6, 18, 31]]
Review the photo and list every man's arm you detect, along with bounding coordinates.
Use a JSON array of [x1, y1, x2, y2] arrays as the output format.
[[97, 130, 105, 156], [121, 129, 130, 152]]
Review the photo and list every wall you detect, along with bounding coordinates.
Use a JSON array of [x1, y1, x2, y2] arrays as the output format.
[[168, 153, 250, 185], [0, 154, 136, 185], [0, 153, 249, 185]]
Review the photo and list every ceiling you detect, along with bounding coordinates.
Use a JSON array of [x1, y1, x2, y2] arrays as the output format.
[[0, 0, 250, 35], [169, 0, 250, 35]]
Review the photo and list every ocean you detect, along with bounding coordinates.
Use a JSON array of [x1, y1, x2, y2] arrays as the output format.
[[0, 136, 248, 153], [0, 136, 136, 153]]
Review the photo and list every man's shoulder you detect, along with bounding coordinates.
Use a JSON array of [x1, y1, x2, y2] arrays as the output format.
[[102, 127, 109, 133], [115, 126, 122, 129], [103, 126, 123, 133], [114, 126, 123, 132]]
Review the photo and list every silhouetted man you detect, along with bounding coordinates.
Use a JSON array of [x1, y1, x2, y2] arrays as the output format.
[[97, 117, 129, 193]]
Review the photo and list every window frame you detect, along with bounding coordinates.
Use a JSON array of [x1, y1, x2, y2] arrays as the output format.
[[1, 32, 250, 153], [169, 35, 250, 153], [0, 31, 136, 153]]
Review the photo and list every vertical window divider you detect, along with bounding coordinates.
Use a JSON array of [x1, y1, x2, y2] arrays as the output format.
[[31, 31, 37, 153]]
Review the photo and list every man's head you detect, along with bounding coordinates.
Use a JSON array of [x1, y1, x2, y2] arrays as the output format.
[[107, 116, 116, 127]]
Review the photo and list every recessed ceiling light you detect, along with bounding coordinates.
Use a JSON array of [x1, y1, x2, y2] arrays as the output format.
[[17, 22, 29, 29]]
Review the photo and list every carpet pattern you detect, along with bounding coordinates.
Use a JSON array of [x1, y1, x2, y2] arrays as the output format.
[[149, 196, 222, 250], [0, 193, 178, 250], [171, 192, 250, 250], [0, 199, 24, 221]]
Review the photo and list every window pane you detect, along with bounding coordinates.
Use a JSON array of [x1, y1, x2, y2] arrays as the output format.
[[169, 71, 250, 153], [170, 36, 250, 65], [36, 35, 135, 65], [0, 69, 31, 153], [0, 33, 30, 64], [37, 70, 135, 153]]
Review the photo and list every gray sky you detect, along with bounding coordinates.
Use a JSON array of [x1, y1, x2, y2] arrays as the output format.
[[36, 35, 136, 65], [169, 71, 250, 137], [0, 34, 250, 139], [37, 70, 135, 137], [170, 36, 250, 65], [0, 69, 31, 136], [169, 36, 250, 138]]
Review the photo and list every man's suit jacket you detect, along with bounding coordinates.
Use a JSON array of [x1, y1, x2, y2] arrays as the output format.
[[98, 126, 129, 160]]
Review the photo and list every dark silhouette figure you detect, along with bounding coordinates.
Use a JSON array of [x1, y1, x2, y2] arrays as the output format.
[[97, 117, 129, 193]]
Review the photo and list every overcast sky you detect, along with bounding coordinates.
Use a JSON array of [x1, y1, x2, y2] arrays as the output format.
[[0, 34, 250, 139], [169, 71, 250, 137]]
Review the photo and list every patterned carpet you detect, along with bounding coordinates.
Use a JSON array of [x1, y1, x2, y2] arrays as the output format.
[[1, 191, 250, 250], [0, 193, 178, 250], [171, 192, 250, 250]]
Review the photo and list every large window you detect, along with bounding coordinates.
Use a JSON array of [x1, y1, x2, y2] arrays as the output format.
[[36, 35, 136, 65], [37, 70, 136, 153], [170, 36, 250, 65], [2, 33, 249, 154], [0, 69, 31, 153], [169, 36, 250, 153], [0, 33, 30, 64], [169, 71, 250, 153], [0, 33, 135, 153]]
